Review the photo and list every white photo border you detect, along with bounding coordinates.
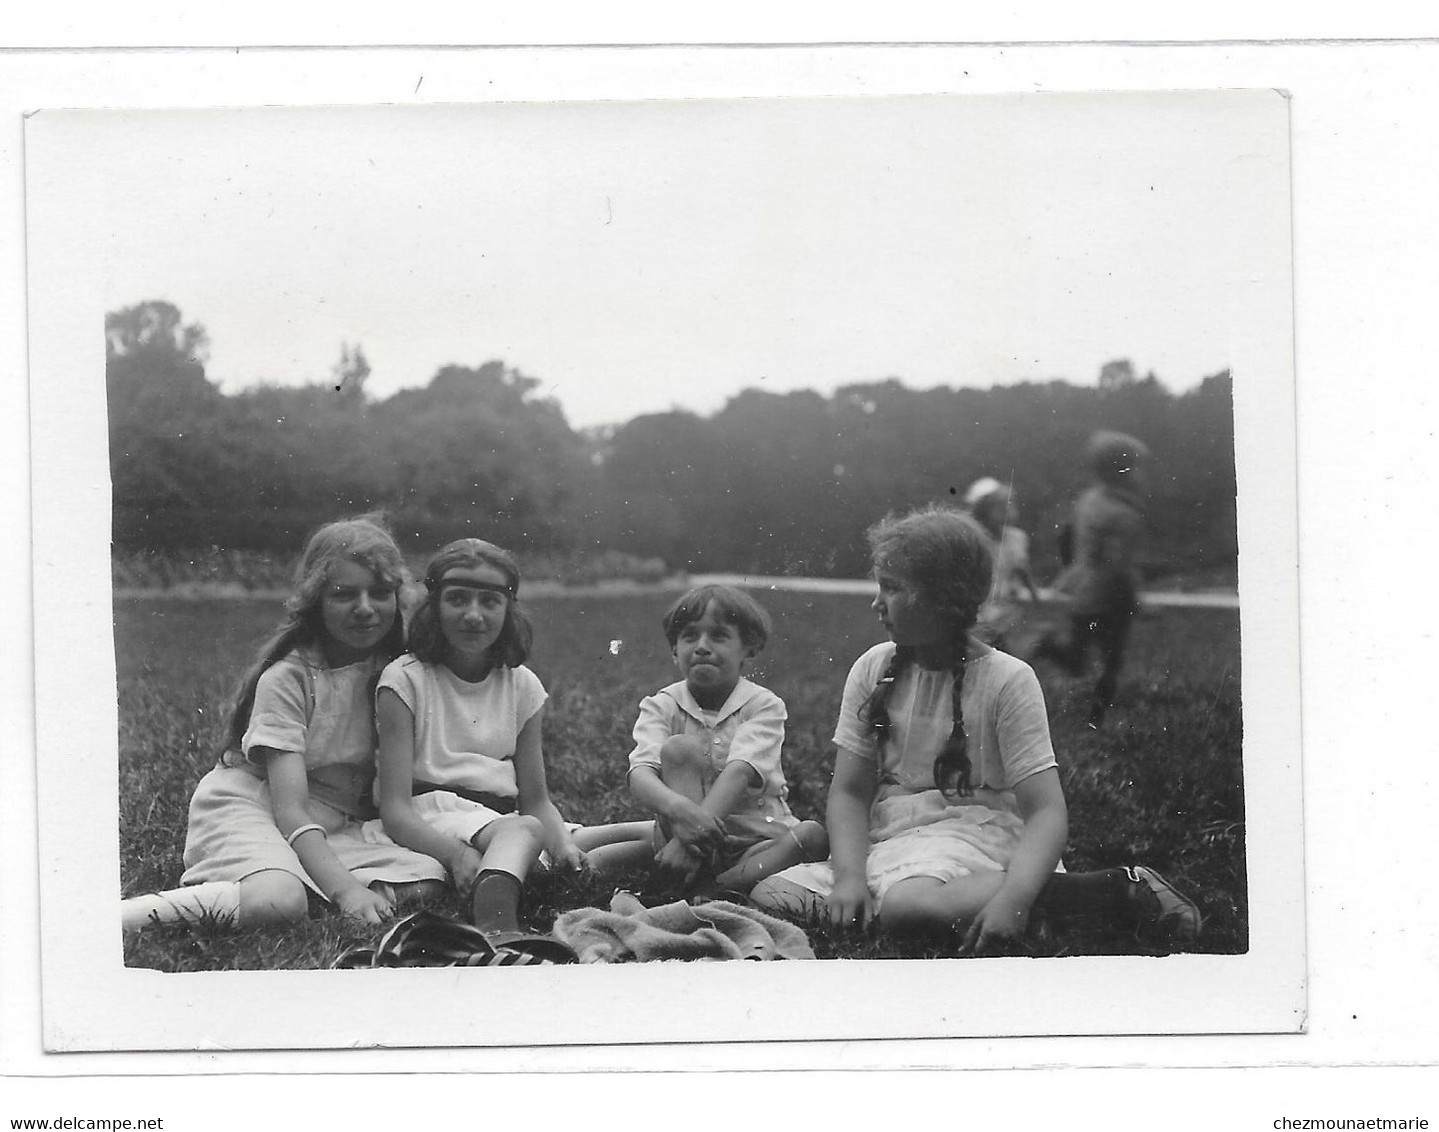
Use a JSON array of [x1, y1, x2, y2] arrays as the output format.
[[24, 60, 1301, 1058]]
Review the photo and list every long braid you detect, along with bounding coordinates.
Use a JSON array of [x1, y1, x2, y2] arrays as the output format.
[[865, 504, 991, 799], [931, 585, 981, 797], [861, 644, 911, 789], [864, 644, 913, 745], [935, 648, 974, 798]]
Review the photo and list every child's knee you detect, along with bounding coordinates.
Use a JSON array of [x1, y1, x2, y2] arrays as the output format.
[[750, 876, 825, 920], [794, 820, 829, 862], [747, 875, 791, 913], [659, 734, 708, 772], [485, 812, 545, 849], [237, 871, 309, 926], [874, 890, 930, 932], [879, 876, 991, 932], [875, 878, 948, 931]]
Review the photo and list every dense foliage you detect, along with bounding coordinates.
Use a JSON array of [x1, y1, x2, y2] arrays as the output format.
[[107, 300, 1237, 581]]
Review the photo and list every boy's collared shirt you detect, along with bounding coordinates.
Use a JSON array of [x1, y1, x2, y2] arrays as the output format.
[[626, 677, 797, 825]]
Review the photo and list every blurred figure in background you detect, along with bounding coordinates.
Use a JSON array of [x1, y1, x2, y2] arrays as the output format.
[[1031, 431, 1151, 728], [964, 477, 1040, 648]]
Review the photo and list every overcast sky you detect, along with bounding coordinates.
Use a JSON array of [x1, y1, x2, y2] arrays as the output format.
[[78, 90, 1286, 430]]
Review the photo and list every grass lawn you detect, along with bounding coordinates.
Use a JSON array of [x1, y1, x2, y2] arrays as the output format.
[[118, 589, 1244, 970]]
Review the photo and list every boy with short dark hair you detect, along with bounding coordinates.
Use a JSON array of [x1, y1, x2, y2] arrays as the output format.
[[626, 584, 827, 895]]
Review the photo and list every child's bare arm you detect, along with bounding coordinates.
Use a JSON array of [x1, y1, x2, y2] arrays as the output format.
[[710, 695, 784, 821], [695, 760, 761, 823], [959, 767, 1068, 955], [826, 748, 878, 927], [263, 747, 391, 923], [628, 764, 726, 850], [997, 767, 1068, 902], [375, 689, 478, 884], [512, 707, 584, 868]]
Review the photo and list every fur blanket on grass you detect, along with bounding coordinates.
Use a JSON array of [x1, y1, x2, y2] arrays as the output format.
[[552, 891, 814, 963]]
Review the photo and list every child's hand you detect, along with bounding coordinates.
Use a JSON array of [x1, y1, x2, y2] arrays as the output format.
[[957, 891, 1032, 956], [335, 885, 394, 925], [828, 875, 875, 931], [448, 844, 484, 894], [550, 840, 589, 872], [654, 837, 705, 886], [669, 800, 726, 855]]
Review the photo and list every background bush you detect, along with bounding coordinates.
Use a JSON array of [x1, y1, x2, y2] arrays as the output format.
[[107, 301, 1238, 586]]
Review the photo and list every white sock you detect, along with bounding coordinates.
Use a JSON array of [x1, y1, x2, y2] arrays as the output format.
[[122, 881, 241, 932]]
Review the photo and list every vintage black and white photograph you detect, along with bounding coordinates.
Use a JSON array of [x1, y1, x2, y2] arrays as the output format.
[[25, 88, 1302, 1051]]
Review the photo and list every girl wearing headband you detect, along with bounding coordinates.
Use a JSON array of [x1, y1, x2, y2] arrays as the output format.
[[372, 538, 648, 954]]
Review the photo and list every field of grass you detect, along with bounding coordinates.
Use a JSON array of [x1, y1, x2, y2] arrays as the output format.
[[119, 589, 1244, 970]]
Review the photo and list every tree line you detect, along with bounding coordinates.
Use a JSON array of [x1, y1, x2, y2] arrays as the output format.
[[106, 300, 1237, 582]]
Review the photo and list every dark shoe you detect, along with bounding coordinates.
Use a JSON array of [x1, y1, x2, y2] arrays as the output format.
[[483, 929, 580, 965], [331, 910, 577, 968], [1126, 866, 1203, 944]]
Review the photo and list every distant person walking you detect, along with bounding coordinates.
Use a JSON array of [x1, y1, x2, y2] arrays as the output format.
[[964, 477, 1040, 647], [1032, 430, 1151, 727]]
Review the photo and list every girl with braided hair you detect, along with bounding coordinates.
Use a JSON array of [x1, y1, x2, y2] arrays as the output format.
[[751, 505, 1201, 953]]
